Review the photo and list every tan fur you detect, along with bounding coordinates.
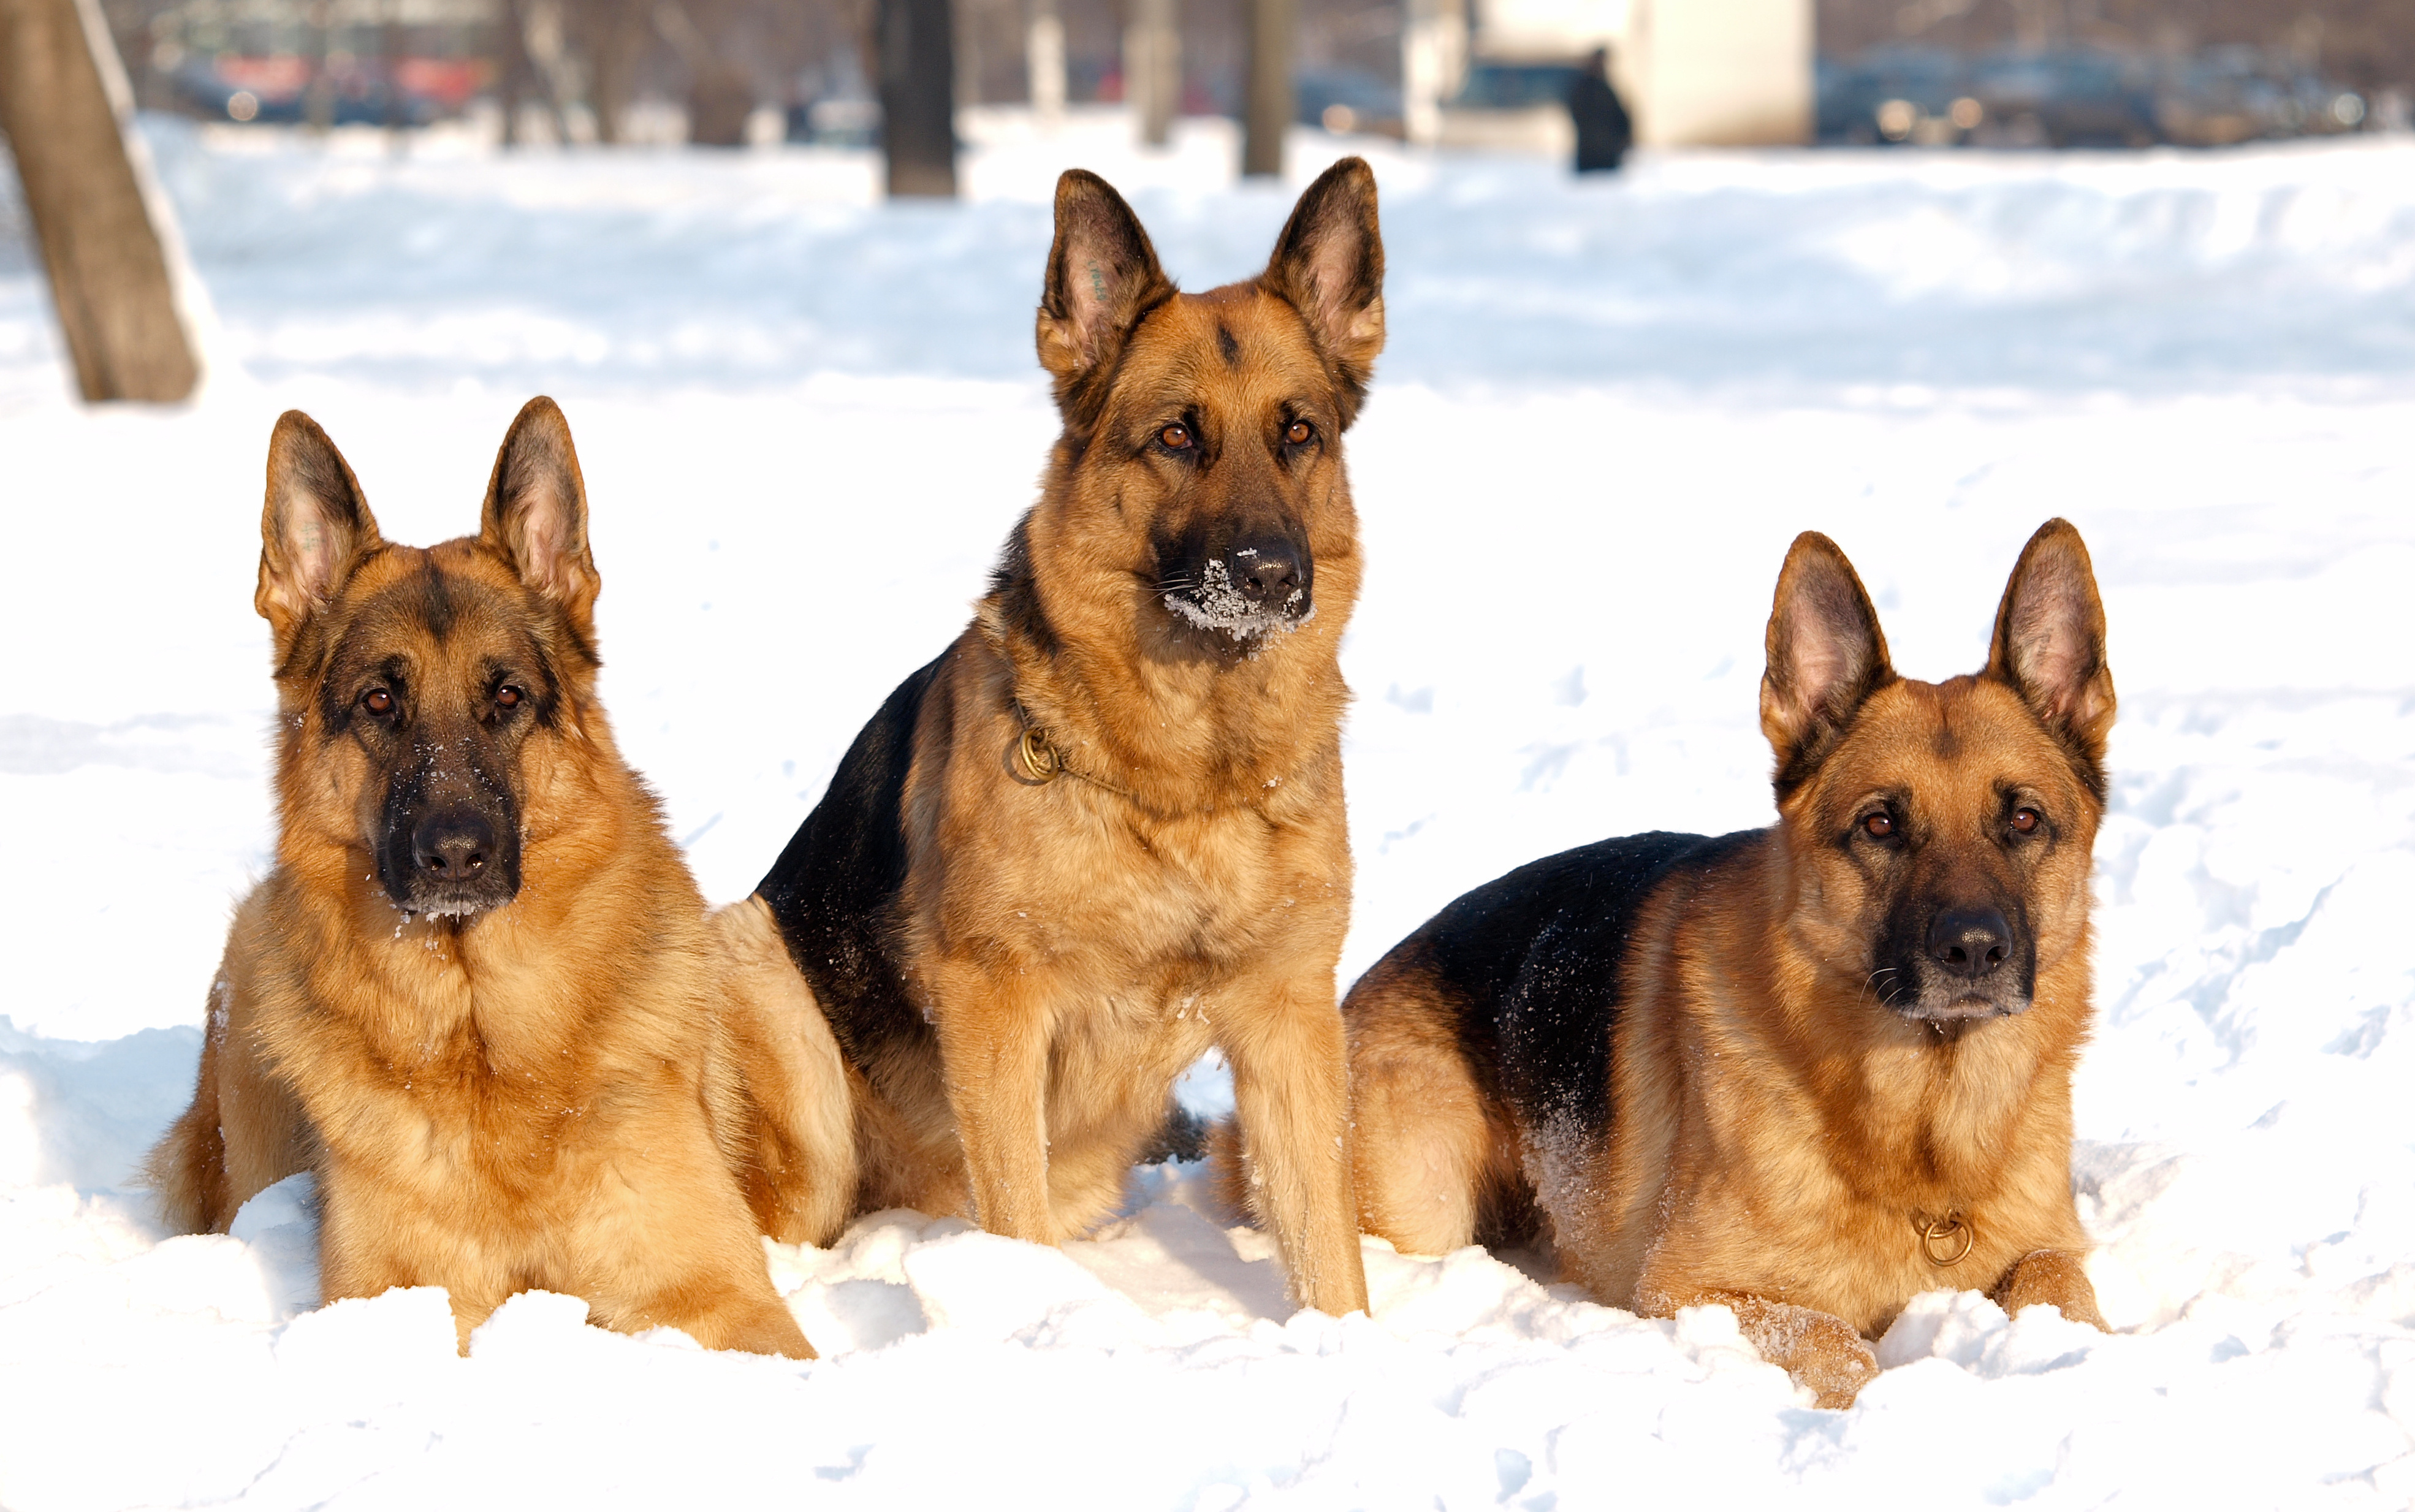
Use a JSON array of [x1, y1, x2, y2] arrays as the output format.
[[758, 162, 1383, 1315], [144, 400, 835, 1356], [1344, 521, 2115, 1406]]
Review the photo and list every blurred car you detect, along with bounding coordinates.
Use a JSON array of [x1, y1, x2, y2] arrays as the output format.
[[785, 97, 878, 146], [1436, 58, 1583, 153], [1817, 47, 1968, 145], [1819, 42, 2371, 151], [2154, 47, 2367, 146], [1968, 50, 2158, 148], [169, 55, 484, 126], [1296, 66, 1403, 137]]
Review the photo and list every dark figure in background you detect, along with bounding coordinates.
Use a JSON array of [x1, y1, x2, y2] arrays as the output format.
[[1569, 47, 1633, 173]]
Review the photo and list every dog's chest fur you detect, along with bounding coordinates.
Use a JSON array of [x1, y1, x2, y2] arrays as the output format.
[[260, 827, 705, 1209]]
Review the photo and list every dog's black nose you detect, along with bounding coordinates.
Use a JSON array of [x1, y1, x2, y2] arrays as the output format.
[[1927, 906, 2014, 979], [1227, 540, 1304, 607], [414, 811, 495, 881]]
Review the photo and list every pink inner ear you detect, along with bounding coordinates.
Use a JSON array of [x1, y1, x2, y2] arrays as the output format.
[[281, 498, 341, 604], [2010, 557, 2097, 715], [1067, 241, 1120, 358], [515, 487, 574, 594], [1309, 234, 1356, 325]]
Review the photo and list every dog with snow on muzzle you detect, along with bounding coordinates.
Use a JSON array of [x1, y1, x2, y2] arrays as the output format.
[[725, 158, 1386, 1318]]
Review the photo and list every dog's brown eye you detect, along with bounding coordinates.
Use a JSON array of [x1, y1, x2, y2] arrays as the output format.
[[362, 689, 393, 715], [2010, 807, 2040, 835], [496, 686, 524, 710], [1862, 811, 1893, 839], [1160, 424, 1192, 450], [1286, 419, 1314, 445]]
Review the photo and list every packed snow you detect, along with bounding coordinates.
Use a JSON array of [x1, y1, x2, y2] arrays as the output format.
[[4, 110, 2415, 1508]]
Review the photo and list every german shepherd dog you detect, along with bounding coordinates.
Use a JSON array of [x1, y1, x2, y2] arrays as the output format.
[[1340, 521, 2114, 1405], [145, 399, 848, 1356], [731, 159, 1385, 1315]]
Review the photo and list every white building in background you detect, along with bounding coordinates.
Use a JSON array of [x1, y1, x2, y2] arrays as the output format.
[[1410, 0, 1812, 150]]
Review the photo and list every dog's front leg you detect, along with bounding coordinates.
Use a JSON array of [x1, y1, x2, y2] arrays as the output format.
[[316, 1173, 508, 1354], [1220, 980, 1370, 1316], [929, 954, 1062, 1245]]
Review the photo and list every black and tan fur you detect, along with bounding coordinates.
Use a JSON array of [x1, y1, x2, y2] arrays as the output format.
[[145, 400, 849, 1355], [739, 159, 1386, 1315], [1339, 521, 2115, 1405]]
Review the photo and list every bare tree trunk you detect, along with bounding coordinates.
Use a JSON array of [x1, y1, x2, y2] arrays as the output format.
[[1125, 0, 1176, 146], [305, 0, 333, 132], [653, 0, 752, 145], [1025, 0, 1063, 128], [496, 0, 535, 143], [877, 0, 954, 196], [0, 0, 200, 401], [381, 0, 409, 137], [584, 0, 650, 143], [1241, 0, 1290, 176]]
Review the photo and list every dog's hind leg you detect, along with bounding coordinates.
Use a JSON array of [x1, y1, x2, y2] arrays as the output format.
[[709, 896, 859, 1247], [1342, 959, 1519, 1258]]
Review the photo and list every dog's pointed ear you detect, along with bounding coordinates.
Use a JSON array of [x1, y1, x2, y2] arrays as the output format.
[[1261, 156, 1385, 423], [1036, 170, 1175, 427], [1987, 518, 2115, 788], [257, 410, 382, 660], [1760, 531, 1895, 797], [480, 396, 599, 640]]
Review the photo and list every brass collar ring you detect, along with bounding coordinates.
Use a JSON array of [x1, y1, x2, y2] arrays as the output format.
[[1919, 1214, 1975, 1267], [1014, 726, 1062, 784]]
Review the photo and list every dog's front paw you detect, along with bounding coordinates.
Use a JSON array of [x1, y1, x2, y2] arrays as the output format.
[[1708, 1292, 1882, 1409], [1787, 1313, 1874, 1400], [1990, 1248, 2107, 1331], [1786, 1316, 1881, 1408]]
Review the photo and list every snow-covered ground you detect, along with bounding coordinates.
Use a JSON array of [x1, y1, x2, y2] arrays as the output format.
[[5, 112, 2415, 1507]]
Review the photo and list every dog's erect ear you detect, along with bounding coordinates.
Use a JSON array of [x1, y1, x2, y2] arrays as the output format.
[[1035, 170, 1175, 427], [1987, 518, 2115, 790], [1761, 531, 1896, 797], [257, 410, 382, 661], [1261, 156, 1385, 424], [481, 396, 600, 640]]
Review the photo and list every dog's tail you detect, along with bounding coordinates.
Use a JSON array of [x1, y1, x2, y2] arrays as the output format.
[[142, 994, 232, 1234], [1136, 1099, 1208, 1166]]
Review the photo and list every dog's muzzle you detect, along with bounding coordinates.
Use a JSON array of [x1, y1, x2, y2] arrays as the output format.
[[1895, 904, 2034, 1020], [1164, 538, 1314, 644], [381, 803, 522, 919]]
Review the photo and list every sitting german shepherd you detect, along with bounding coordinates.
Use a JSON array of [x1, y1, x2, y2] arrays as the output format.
[[1340, 520, 2115, 1405], [145, 399, 847, 1356], [726, 160, 1385, 1315]]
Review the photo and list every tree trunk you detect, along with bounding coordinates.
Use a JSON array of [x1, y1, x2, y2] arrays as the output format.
[[582, 0, 650, 143], [0, 0, 200, 401], [877, 0, 954, 197], [1124, 0, 1176, 146], [1241, 0, 1290, 177], [1025, 0, 1063, 127]]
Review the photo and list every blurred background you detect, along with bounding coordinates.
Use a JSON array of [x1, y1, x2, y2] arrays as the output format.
[[82, 0, 2415, 156]]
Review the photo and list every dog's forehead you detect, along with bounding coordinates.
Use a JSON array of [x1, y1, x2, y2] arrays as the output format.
[[1822, 677, 2085, 809], [1122, 285, 1326, 393], [324, 542, 536, 675]]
